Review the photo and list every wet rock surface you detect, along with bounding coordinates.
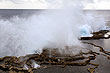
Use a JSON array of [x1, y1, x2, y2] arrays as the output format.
[[0, 30, 110, 73], [0, 44, 110, 73], [80, 30, 110, 40]]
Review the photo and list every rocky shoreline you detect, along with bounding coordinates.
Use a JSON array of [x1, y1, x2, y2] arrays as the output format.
[[0, 30, 110, 73]]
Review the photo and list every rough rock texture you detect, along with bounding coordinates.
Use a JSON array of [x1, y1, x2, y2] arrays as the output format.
[[0, 30, 110, 73], [80, 30, 110, 40]]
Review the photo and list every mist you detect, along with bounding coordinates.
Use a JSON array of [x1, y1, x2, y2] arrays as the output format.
[[0, 0, 106, 57]]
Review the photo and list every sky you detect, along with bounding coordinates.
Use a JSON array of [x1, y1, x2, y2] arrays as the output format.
[[0, 0, 48, 9], [0, 0, 110, 9], [84, 0, 110, 10]]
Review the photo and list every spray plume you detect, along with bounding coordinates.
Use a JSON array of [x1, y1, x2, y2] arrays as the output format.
[[0, 0, 106, 57]]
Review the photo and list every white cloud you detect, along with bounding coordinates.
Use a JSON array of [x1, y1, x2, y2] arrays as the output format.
[[0, 0, 110, 9], [84, 0, 110, 10], [0, 0, 48, 9]]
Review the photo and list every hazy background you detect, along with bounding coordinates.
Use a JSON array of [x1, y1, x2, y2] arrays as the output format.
[[0, 0, 110, 9]]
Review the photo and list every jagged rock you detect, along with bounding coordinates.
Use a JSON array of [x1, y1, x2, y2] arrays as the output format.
[[0, 42, 110, 73], [80, 30, 110, 40]]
